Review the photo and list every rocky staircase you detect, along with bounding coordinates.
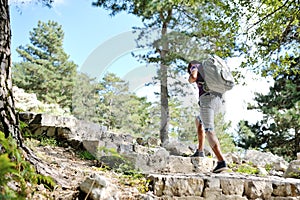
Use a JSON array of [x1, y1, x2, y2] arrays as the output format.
[[19, 112, 300, 200], [147, 172, 300, 200]]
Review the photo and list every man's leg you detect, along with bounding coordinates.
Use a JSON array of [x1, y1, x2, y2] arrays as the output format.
[[206, 130, 227, 172], [191, 116, 205, 157], [196, 116, 205, 151], [206, 130, 224, 161], [199, 94, 227, 172]]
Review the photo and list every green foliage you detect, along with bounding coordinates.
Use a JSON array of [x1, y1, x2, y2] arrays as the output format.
[[236, 68, 299, 161], [78, 150, 96, 160], [229, 162, 259, 175], [98, 146, 119, 155], [39, 136, 58, 147], [20, 121, 60, 148], [97, 147, 130, 171], [214, 114, 236, 153], [236, 164, 259, 175], [0, 131, 56, 199], [95, 146, 149, 193], [0, 154, 17, 195], [36, 174, 56, 191], [97, 73, 153, 136], [12, 20, 77, 111], [92, 0, 240, 59], [117, 168, 150, 194], [23, 132, 59, 147], [237, 0, 300, 77], [71, 73, 102, 122], [234, 120, 257, 150], [264, 163, 273, 172], [167, 99, 197, 141], [287, 171, 300, 179]]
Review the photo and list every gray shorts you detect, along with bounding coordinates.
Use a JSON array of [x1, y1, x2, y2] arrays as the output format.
[[197, 93, 224, 131]]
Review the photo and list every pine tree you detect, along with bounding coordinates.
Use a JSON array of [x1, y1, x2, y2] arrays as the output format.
[[71, 73, 102, 122], [236, 61, 300, 161], [98, 73, 153, 136], [13, 20, 77, 111], [92, 0, 240, 144]]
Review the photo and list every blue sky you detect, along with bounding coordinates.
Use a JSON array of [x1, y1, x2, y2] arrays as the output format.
[[10, 0, 144, 74]]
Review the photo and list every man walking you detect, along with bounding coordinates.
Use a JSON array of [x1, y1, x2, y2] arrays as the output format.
[[188, 60, 228, 173]]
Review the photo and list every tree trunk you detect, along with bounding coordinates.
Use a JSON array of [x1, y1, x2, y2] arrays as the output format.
[[295, 127, 300, 156], [160, 58, 169, 145], [159, 14, 171, 145], [0, 0, 23, 146], [0, 0, 69, 187]]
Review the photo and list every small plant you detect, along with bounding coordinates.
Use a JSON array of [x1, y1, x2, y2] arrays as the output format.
[[287, 171, 300, 179], [119, 173, 150, 193], [78, 150, 96, 160], [116, 164, 150, 193], [39, 136, 58, 147], [236, 163, 259, 175], [36, 174, 56, 190], [0, 131, 56, 199], [264, 163, 273, 172]]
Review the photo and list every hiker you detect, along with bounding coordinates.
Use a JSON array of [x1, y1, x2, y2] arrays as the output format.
[[187, 59, 228, 173]]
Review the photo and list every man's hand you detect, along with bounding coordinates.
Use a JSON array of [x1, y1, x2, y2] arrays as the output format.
[[188, 70, 198, 83]]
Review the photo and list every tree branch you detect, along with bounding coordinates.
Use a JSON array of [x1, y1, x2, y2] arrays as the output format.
[[247, 0, 294, 31]]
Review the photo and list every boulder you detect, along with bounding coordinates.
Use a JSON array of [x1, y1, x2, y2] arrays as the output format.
[[79, 173, 120, 200], [284, 160, 300, 179], [244, 150, 288, 171]]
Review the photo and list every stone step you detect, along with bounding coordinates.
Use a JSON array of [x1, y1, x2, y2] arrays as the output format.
[[146, 172, 300, 200], [83, 140, 217, 173]]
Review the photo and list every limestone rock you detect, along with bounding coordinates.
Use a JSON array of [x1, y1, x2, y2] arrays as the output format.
[[244, 180, 273, 199], [80, 173, 120, 200], [284, 160, 300, 179], [220, 178, 244, 196], [244, 150, 288, 171], [13, 86, 67, 115], [164, 141, 193, 156]]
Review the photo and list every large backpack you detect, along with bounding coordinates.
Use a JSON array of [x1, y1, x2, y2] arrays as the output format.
[[198, 55, 235, 94]]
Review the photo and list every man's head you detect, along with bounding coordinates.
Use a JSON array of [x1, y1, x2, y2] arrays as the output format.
[[188, 60, 201, 74]]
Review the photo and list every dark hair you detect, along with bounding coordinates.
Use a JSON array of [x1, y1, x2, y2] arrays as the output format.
[[187, 60, 201, 74]]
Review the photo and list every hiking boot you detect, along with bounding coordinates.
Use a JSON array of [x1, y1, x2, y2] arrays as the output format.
[[190, 149, 205, 157], [213, 160, 227, 173]]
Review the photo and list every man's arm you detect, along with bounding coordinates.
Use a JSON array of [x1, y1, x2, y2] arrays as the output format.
[[188, 70, 198, 83]]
